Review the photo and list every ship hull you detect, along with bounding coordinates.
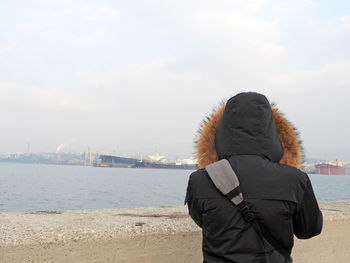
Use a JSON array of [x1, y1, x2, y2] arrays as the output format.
[[96, 163, 131, 168], [133, 162, 197, 170], [314, 164, 346, 175]]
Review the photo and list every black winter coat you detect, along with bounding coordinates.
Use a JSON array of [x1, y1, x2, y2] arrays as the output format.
[[185, 93, 322, 263]]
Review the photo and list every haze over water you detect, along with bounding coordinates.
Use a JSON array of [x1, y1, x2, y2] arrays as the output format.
[[0, 162, 349, 213]]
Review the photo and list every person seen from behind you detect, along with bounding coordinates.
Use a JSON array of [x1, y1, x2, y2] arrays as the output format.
[[185, 92, 322, 263]]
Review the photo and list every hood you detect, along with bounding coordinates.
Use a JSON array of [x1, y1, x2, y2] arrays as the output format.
[[196, 92, 302, 169]]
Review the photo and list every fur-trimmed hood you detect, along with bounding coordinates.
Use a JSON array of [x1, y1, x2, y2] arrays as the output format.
[[196, 92, 302, 169]]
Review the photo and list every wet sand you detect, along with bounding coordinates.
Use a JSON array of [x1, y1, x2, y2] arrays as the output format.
[[1, 201, 350, 262]]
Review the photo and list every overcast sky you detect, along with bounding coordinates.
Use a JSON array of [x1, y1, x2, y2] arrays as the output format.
[[0, 0, 349, 161]]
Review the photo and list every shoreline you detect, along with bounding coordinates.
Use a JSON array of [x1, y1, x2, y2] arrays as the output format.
[[1, 201, 350, 262]]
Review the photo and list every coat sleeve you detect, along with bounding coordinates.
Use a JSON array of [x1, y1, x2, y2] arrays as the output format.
[[185, 173, 203, 228], [293, 175, 323, 239]]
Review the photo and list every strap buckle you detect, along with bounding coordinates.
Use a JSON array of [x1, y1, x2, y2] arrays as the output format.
[[239, 204, 254, 222]]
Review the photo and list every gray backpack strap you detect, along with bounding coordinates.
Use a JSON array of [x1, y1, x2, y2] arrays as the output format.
[[205, 159, 292, 263], [206, 159, 243, 205]]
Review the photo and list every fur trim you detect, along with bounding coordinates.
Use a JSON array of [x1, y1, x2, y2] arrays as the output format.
[[196, 102, 303, 169], [271, 104, 303, 168], [196, 103, 225, 169]]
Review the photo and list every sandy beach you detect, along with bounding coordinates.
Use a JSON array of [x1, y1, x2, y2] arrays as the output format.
[[1, 201, 350, 262]]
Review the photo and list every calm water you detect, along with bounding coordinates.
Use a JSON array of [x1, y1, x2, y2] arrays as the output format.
[[0, 162, 349, 212]]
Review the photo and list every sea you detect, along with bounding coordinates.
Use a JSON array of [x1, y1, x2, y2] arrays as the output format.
[[0, 162, 349, 213]]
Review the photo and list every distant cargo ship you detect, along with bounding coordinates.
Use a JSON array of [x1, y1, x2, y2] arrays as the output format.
[[96, 155, 138, 168], [95, 153, 198, 170], [133, 153, 197, 170], [314, 160, 347, 175]]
